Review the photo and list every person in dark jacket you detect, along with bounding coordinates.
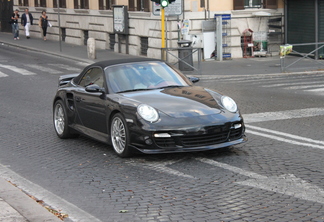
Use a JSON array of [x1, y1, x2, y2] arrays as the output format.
[[39, 10, 48, 41], [11, 9, 20, 40], [21, 8, 33, 39]]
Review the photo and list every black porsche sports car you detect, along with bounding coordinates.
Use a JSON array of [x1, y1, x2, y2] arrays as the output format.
[[53, 58, 246, 157]]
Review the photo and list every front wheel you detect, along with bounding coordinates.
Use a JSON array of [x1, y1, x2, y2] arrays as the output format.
[[53, 100, 75, 139], [110, 113, 132, 157]]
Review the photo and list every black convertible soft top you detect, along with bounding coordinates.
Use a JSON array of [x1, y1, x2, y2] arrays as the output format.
[[92, 57, 162, 68], [73, 58, 163, 84]]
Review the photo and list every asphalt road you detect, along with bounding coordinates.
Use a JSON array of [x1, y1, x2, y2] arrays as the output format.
[[1, 45, 324, 221]]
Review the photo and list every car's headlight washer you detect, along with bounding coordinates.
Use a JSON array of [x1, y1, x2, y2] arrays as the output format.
[[137, 104, 159, 122], [221, 96, 238, 113]]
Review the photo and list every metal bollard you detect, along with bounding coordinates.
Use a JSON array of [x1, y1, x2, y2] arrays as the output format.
[[87, 37, 96, 59]]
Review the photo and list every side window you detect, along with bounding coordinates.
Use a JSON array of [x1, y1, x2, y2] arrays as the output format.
[[79, 67, 104, 88], [233, 0, 277, 10]]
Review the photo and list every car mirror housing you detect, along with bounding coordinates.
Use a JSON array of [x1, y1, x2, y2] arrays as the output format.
[[188, 76, 200, 83], [85, 84, 105, 94]]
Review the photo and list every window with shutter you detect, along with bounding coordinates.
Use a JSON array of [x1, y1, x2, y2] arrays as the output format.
[[54, 0, 66, 8], [82, 0, 89, 9], [34, 0, 39, 7], [106, 0, 115, 9], [99, 0, 104, 10], [264, 0, 277, 9], [245, 0, 261, 8], [129, 0, 135, 11], [200, 0, 205, 8], [143, 0, 150, 12], [74, 0, 78, 9], [233, 0, 244, 10], [40, 0, 46, 7], [136, 0, 141, 11]]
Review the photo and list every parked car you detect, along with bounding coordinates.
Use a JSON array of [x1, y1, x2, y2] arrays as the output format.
[[53, 58, 246, 157]]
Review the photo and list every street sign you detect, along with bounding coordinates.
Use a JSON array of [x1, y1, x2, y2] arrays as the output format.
[[152, 0, 182, 16], [214, 14, 231, 20]]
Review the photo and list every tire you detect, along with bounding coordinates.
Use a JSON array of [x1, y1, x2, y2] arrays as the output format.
[[110, 113, 132, 157], [53, 100, 75, 139]]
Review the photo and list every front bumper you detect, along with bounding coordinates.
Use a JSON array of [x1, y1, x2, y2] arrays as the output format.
[[130, 136, 247, 154], [128, 119, 246, 154]]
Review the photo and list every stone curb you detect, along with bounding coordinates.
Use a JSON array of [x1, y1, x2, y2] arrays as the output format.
[[0, 178, 61, 222]]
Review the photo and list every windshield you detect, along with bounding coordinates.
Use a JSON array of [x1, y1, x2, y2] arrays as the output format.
[[105, 62, 191, 93]]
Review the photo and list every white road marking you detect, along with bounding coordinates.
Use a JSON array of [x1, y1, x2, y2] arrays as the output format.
[[247, 125, 324, 146], [0, 163, 102, 222], [283, 84, 324, 90], [305, 87, 324, 92], [127, 159, 196, 179], [244, 107, 324, 123], [0, 64, 35, 75], [76, 62, 91, 66], [197, 158, 324, 204], [25, 64, 63, 74], [262, 81, 323, 88], [48, 64, 81, 71], [0, 71, 8, 78], [246, 129, 324, 150]]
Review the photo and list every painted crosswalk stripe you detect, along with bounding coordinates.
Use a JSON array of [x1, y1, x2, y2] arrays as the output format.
[[0, 64, 35, 75], [25, 64, 62, 74], [263, 80, 324, 88], [244, 107, 324, 123], [305, 88, 324, 92], [48, 64, 81, 72], [76, 62, 91, 66], [0, 71, 8, 78], [247, 125, 324, 146], [283, 84, 324, 90]]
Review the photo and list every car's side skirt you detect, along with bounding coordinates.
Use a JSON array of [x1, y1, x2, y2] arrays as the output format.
[[72, 124, 111, 144]]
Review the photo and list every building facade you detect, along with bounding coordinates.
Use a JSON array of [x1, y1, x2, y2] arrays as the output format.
[[13, 0, 284, 59]]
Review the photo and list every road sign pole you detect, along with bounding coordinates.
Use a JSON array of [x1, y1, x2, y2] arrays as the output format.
[[161, 7, 166, 60]]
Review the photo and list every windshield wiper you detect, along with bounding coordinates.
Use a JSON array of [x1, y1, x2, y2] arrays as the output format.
[[118, 88, 152, 93], [157, 85, 182, 89]]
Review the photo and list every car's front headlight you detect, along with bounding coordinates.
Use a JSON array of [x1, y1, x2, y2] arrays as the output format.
[[221, 96, 238, 113], [137, 104, 159, 122]]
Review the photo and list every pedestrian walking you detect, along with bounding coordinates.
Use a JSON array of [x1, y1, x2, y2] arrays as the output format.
[[39, 10, 49, 41], [10, 9, 20, 40], [21, 8, 33, 39]]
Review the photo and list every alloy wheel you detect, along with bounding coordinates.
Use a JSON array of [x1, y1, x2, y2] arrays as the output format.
[[54, 103, 65, 135], [111, 116, 126, 154]]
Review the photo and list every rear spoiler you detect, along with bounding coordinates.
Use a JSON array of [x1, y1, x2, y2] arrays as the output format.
[[58, 73, 79, 86]]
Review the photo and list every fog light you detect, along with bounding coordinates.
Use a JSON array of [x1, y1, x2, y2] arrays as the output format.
[[145, 138, 153, 145], [154, 133, 171, 138]]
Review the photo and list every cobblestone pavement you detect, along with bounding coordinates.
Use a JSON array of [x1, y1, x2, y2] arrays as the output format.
[[0, 46, 324, 221]]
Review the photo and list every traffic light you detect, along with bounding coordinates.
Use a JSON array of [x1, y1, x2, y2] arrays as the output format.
[[161, 0, 168, 7], [151, 0, 176, 8]]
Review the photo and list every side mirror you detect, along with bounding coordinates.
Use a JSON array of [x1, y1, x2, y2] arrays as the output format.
[[188, 76, 200, 83], [85, 84, 105, 93]]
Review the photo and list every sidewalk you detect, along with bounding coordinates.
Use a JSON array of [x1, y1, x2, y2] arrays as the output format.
[[2, 31, 324, 77]]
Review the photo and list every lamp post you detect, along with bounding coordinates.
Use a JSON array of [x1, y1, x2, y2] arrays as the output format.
[[56, 0, 62, 52]]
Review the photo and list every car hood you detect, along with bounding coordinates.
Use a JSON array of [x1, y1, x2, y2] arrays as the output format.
[[120, 86, 223, 118]]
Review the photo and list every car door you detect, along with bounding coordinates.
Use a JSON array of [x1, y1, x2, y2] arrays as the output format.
[[74, 67, 108, 133]]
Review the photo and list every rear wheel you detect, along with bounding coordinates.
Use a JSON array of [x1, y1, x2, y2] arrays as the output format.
[[110, 113, 132, 157], [53, 100, 75, 139]]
